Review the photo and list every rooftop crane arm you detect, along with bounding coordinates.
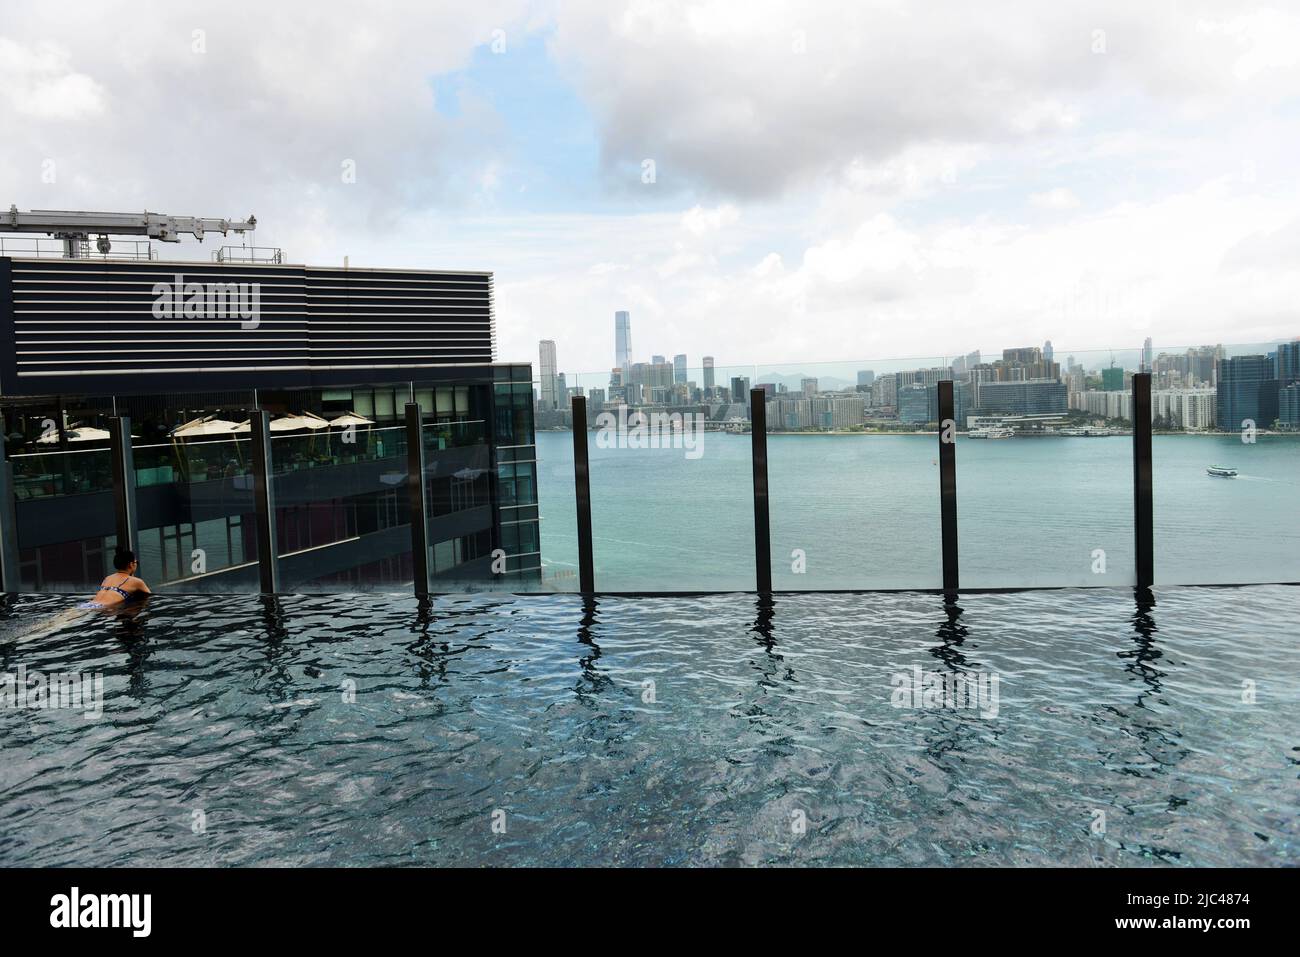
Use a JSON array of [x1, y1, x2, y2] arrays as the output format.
[[3, 206, 256, 243]]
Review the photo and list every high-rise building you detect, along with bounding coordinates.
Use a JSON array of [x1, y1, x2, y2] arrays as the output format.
[[614, 311, 632, 369], [1142, 337, 1153, 372], [538, 339, 558, 410], [801, 377, 819, 397], [673, 354, 688, 384], [875, 373, 898, 409], [731, 376, 751, 408], [1101, 365, 1124, 391], [1216, 354, 1280, 430], [702, 356, 715, 391], [651, 354, 665, 366], [1044, 340, 1054, 367], [975, 379, 1067, 416], [896, 382, 968, 426], [1278, 340, 1300, 387], [1279, 383, 1300, 429], [857, 369, 876, 387]]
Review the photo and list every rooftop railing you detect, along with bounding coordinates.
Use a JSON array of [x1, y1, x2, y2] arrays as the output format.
[[2, 341, 1297, 594], [0, 236, 158, 260]]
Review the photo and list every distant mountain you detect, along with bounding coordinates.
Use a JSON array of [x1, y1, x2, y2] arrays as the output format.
[[755, 371, 855, 392]]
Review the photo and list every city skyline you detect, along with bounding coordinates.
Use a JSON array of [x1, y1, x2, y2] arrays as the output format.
[[538, 321, 1298, 433], [543, 308, 1290, 383]]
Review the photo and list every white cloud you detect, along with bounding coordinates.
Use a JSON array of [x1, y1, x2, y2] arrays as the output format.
[[0, 38, 106, 119], [2, 1, 1299, 376], [1030, 188, 1082, 210], [681, 203, 739, 235], [551, 0, 1300, 199]]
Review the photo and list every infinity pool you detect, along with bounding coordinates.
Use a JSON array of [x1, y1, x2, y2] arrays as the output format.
[[1, 586, 1295, 866]]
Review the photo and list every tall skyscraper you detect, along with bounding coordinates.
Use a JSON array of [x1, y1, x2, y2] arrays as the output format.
[[651, 354, 666, 365], [730, 376, 750, 406], [538, 339, 558, 410], [614, 311, 632, 369], [1216, 354, 1280, 430], [1142, 337, 1153, 372], [1044, 340, 1054, 366], [703, 356, 715, 391], [857, 369, 876, 386], [1278, 340, 1300, 386], [673, 354, 687, 384]]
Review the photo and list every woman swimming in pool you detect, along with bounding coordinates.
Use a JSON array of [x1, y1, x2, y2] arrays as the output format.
[[83, 549, 151, 610]]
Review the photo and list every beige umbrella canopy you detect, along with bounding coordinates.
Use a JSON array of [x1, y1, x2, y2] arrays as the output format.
[[36, 425, 112, 444], [171, 416, 242, 437], [328, 411, 375, 428], [231, 412, 331, 433], [271, 412, 330, 432]]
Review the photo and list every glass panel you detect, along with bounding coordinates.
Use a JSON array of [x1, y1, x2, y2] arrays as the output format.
[[761, 356, 943, 589], [3, 396, 117, 592], [272, 421, 412, 591], [133, 435, 260, 592], [575, 366, 754, 591], [534, 427, 579, 592], [958, 347, 1133, 588], [1154, 340, 1300, 584], [423, 415, 509, 591]]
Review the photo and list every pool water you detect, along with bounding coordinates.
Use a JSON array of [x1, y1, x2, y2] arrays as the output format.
[[0, 586, 1296, 866]]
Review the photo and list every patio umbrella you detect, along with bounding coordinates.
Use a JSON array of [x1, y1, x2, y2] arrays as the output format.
[[171, 416, 241, 437], [36, 426, 111, 444], [328, 411, 374, 428], [269, 412, 331, 432]]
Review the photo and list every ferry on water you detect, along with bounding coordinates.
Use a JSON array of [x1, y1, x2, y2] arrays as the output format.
[[1059, 426, 1114, 436], [1206, 465, 1238, 478], [968, 427, 1015, 439]]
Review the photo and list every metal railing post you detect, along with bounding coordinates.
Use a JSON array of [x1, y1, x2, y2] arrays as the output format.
[[750, 388, 772, 593], [571, 396, 595, 594], [937, 381, 959, 594], [108, 416, 138, 557], [0, 457, 21, 592], [405, 403, 431, 597], [1132, 372, 1154, 589], [248, 410, 280, 593]]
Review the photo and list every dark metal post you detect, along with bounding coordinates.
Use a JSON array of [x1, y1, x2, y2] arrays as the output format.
[[248, 410, 280, 593], [571, 396, 595, 594], [0, 457, 21, 592], [405, 403, 430, 597], [1132, 372, 1154, 589], [750, 388, 772, 593], [937, 381, 959, 594], [108, 416, 138, 557]]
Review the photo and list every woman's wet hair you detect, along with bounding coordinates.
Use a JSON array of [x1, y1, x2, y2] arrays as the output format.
[[113, 548, 136, 571]]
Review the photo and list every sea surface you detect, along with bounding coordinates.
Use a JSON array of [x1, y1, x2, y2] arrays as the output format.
[[534, 431, 1300, 591], [1, 586, 1295, 866]]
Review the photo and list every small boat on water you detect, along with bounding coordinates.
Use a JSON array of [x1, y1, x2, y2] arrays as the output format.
[[1206, 465, 1238, 478], [968, 427, 1014, 439]]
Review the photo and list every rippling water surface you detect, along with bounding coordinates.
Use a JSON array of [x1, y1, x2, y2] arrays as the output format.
[[1, 587, 1296, 867]]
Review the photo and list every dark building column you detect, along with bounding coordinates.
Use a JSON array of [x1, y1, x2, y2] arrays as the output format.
[[108, 416, 138, 557], [1132, 372, 1154, 588], [571, 396, 595, 594], [0, 456, 21, 591], [405, 402, 431, 596], [248, 410, 280, 593], [750, 388, 772, 593], [937, 381, 959, 594]]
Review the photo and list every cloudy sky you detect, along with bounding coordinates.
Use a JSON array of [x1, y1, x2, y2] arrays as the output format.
[[3, 1, 1299, 381]]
